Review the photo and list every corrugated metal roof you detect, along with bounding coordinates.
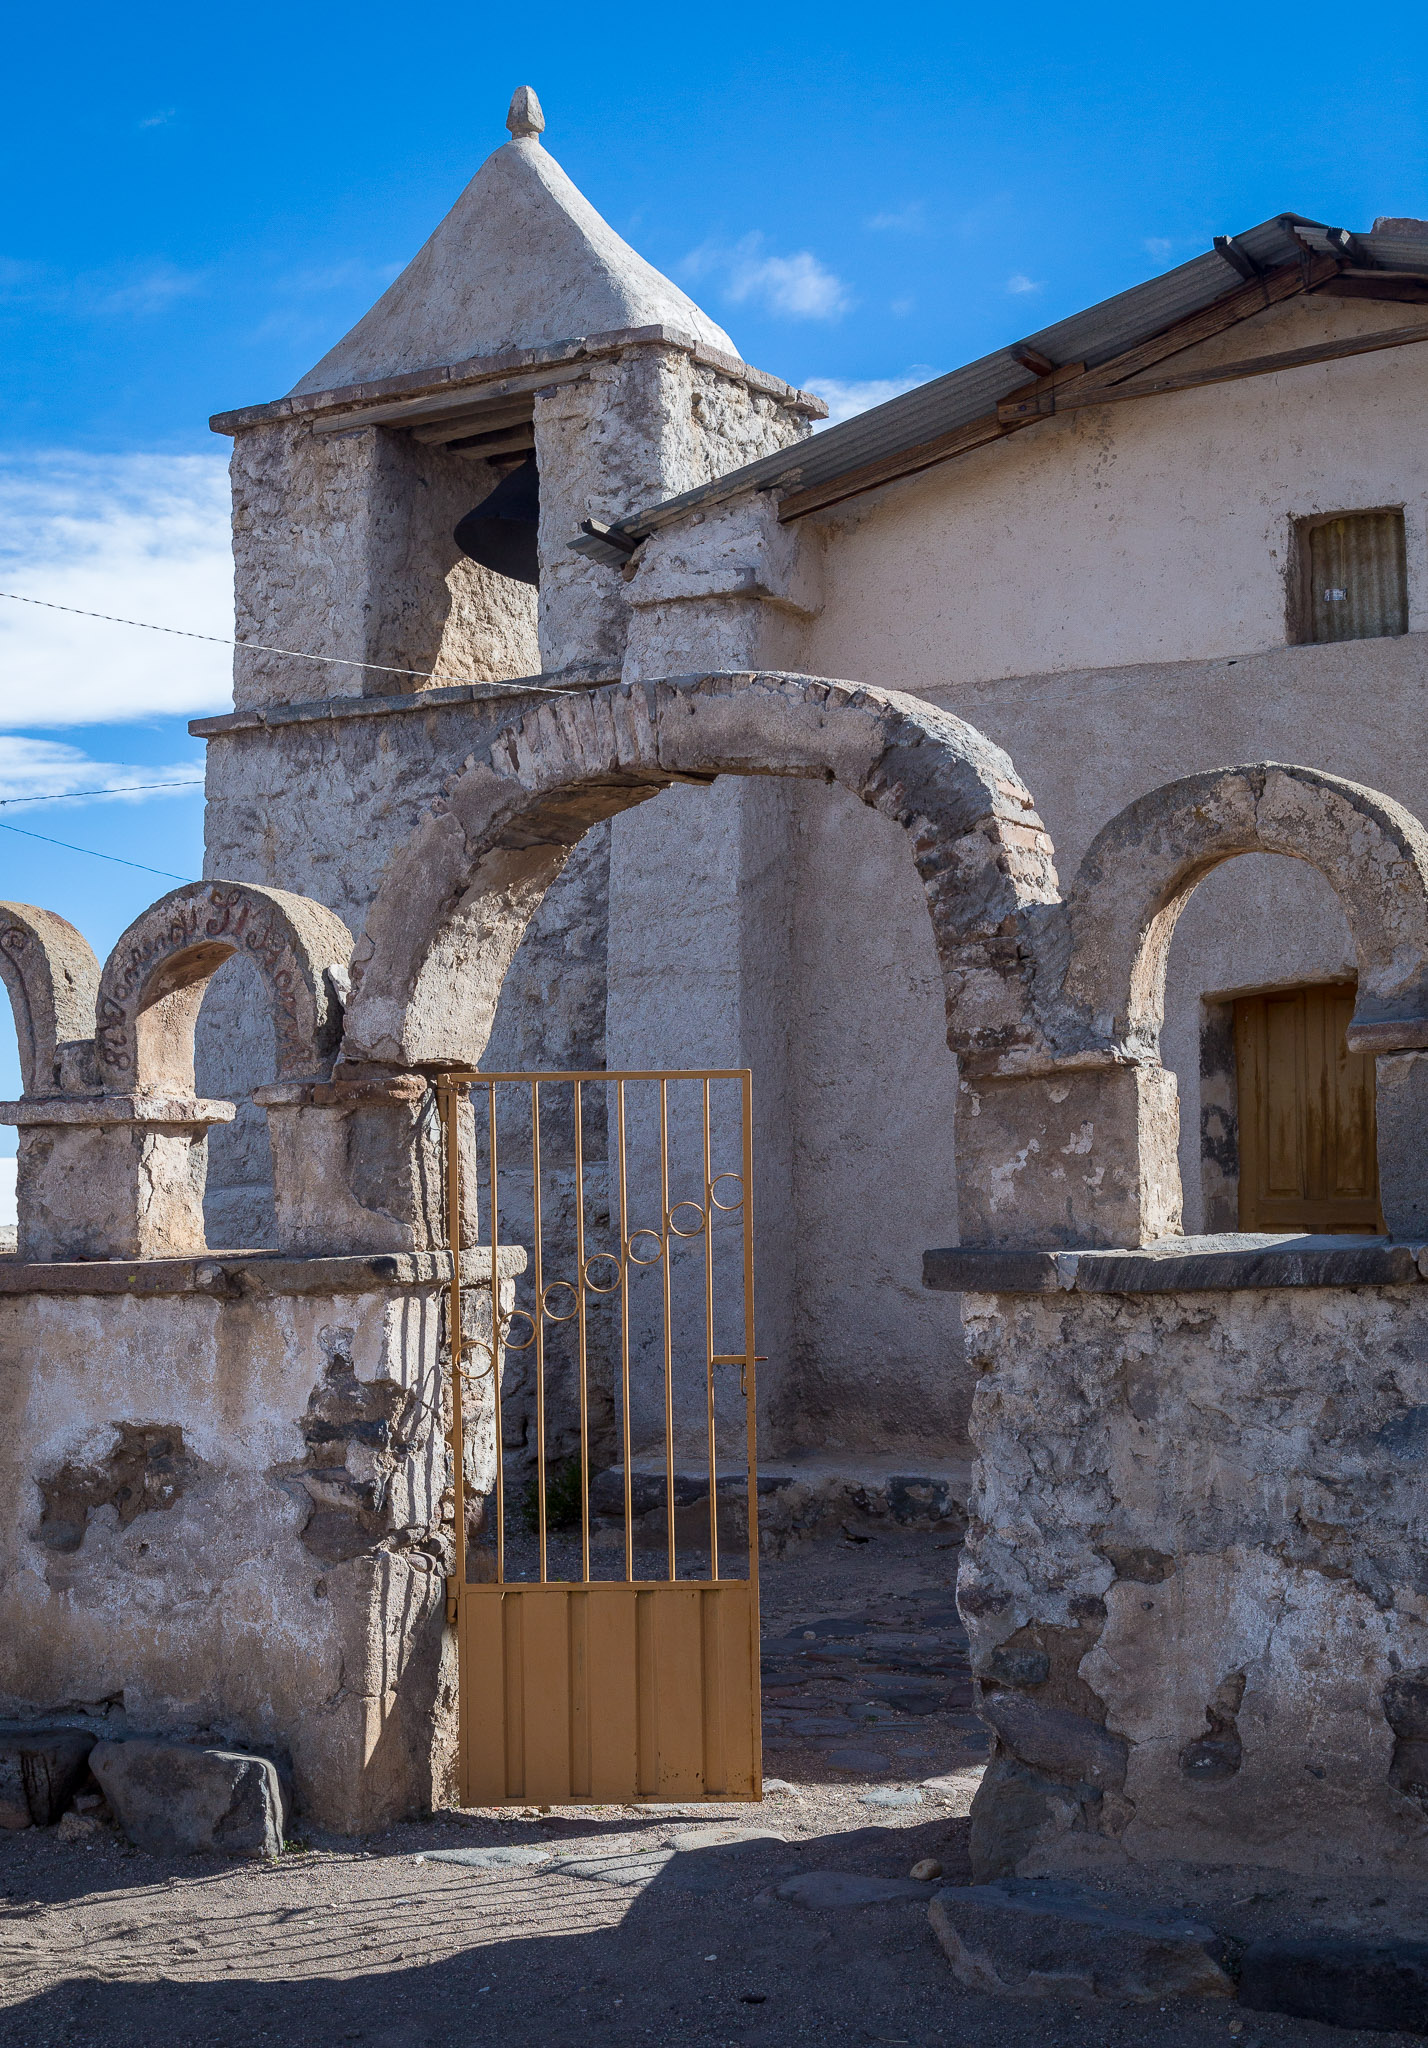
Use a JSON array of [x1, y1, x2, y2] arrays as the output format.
[[588, 213, 1428, 550]]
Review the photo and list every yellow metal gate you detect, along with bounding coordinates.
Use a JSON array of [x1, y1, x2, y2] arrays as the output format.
[[434, 1070, 761, 1806]]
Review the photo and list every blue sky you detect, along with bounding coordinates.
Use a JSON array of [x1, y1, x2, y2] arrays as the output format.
[[1, 0, 1426, 1198]]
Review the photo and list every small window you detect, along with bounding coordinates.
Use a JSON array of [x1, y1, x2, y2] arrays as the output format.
[[1294, 509, 1408, 644], [1233, 981, 1382, 1233]]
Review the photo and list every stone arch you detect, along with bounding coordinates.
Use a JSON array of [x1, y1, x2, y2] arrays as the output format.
[[94, 883, 355, 1094], [1057, 764, 1428, 1065], [340, 671, 1062, 1071], [0, 904, 101, 1097]]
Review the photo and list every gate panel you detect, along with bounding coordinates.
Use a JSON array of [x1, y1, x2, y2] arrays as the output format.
[[437, 1070, 760, 1807], [456, 1580, 757, 1804]]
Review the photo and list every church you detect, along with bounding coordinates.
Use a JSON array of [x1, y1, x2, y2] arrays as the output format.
[[199, 87, 1428, 1482], [5, 85, 1428, 1863]]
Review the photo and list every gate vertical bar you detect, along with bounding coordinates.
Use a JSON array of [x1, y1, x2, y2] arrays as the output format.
[[659, 1077, 676, 1582], [530, 1080, 547, 1582], [617, 1079, 633, 1583], [440, 1083, 467, 1619], [486, 1080, 504, 1584], [742, 1070, 760, 1598], [702, 1079, 719, 1579], [574, 1078, 591, 1583]]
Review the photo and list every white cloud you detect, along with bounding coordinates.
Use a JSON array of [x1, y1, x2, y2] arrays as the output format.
[[0, 261, 208, 321], [1144, 236, 1175, 262], [866, 203, 925, 234], [0, 735, 201, 807], [802, 375, 931, 427], [683, 234, 852, 320], [0, 452, 233, 726], [138, 109, 176, 129], [1006, 274, 1042, 295]]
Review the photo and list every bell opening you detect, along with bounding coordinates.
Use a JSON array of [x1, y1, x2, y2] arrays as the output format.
[[454, 454, 540, 587]]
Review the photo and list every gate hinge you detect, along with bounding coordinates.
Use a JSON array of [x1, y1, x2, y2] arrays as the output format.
[[445, 1576, 459, 1626]]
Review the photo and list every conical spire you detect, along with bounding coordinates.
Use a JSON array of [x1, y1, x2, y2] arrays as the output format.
[[291, 90, 735, 396], [506, 85, 544, 139]]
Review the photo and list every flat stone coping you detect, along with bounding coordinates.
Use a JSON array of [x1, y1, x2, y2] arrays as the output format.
[[0, 1246, 525, 1299], [208, 326, 824, 435], [923, 1233, 1428, 1295], [0, 1095, 235, 1128], [190, 669, 620, 738]]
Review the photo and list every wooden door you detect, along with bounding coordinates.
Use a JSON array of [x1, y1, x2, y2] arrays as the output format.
[[1234, 983, 1382, 1233]]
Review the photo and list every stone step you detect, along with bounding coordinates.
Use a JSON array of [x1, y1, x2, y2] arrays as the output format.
[[589, 1458, 971, 1541]]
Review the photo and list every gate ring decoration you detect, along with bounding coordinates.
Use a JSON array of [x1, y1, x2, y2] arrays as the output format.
[[541, 1280, 580, 1324], [708, 1172, 745, 1212], [499, 1307, 539, 1353], [626, 1228, 665, 1266], [667, 1200, 707, 1239], [583, 1252, 623, 1295]]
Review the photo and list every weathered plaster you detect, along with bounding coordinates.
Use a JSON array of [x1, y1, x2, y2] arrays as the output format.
[[0, 1255, 515, 1831], [959, 1283, 1428, 1878]]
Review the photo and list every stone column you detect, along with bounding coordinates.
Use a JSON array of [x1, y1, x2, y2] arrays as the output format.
[[953, 1063, 1182, 1251], [1, 1095, 235, 1262], [259, 1070, 484, 1258]]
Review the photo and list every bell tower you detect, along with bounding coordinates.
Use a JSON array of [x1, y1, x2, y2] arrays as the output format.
[[197, 91, 822, 1246], [213, 87, 822, 701]]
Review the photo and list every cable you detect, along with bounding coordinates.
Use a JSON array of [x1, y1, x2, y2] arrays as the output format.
[[0, 781, 203, 807], [0, 818, 191, 882], [0, 591, 565, 696]]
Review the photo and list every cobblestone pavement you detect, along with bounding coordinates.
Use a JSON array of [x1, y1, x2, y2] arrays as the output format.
[[1, 1530, 1423, 2046]]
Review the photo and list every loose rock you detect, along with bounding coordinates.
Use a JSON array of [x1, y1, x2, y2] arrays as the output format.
[[417, 1845, 549, 1868], [824, 1747, 894, 1773], [54, 1810, 106, 1845], [91, 1740, 287, 1859], [910, 1859, 944, 1881], [861, 1787, 924, 1808], [778, 1871, 939, 1908], [0, 1730, 96, 1828], [1239, 1935, 1428, 2033], [922, 1766, 985, 1816], [929, 1880, 1233, 2002], [665, 1825, 782, 1851], [551, 1848, 675, 1886]]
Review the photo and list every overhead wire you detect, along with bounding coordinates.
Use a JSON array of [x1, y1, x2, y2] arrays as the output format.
[[0, 817, 191, 882], [0, 781, 203, 806], [0, 590, 566, 696]]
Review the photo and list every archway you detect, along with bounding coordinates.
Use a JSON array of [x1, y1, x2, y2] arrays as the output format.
[[340, 670, 1062, 1071], [1058, 762, 1428, 1063], [93, 881, 354, 1094]]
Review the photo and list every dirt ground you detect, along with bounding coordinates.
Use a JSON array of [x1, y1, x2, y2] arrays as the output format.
[[2, 1527, 1425, 2047]]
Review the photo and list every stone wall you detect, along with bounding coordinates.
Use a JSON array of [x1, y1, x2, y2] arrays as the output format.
[[0, 1252, 515, 1832], [229, 423, 540, 710], [954, 1258, 1428, 1879], [195, 686, 608, 1246]]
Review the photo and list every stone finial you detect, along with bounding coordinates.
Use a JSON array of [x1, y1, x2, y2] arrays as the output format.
[[506, 86, 545, 140]]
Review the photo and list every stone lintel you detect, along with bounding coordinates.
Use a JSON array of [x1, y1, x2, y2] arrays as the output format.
[[188, 668, 620, 739], [0, 1095, 236, 1129], [0, 1245, 525, 1299], [923, 1233, 1426, 1294], [209, 328, 826, 437], [254, 1072, 428, 1108]]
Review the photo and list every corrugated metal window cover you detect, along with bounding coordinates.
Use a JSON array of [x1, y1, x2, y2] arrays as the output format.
[[1305, 510, 1408, 643]]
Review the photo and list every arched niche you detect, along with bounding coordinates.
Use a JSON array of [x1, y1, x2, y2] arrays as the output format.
[[94, 883, 355, 1095], [0, 903, 101, 1096], [1059, 763, 1428, 1063], [340, 670, 1062, 1072]]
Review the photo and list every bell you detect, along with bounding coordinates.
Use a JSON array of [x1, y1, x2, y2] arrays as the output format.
[[453, 456, 539, 585]]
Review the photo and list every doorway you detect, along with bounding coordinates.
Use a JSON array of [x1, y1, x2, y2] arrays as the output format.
[[1233, 981, 1383, 1233]]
